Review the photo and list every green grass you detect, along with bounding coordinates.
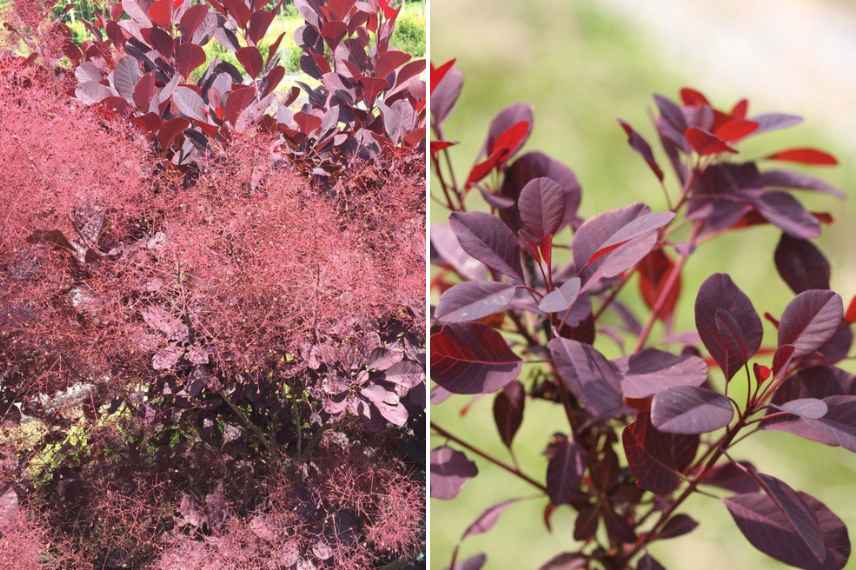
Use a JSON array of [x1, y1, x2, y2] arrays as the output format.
[[430, 1, 856, 569]]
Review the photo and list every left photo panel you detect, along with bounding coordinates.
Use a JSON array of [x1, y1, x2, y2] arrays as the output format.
[[0, 0, 427, 568]]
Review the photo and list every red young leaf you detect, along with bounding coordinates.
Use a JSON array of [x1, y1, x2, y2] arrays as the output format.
[[685, 127, 737, 156], [430, 59, 456, 94], [224, 85, 256, 125], [375, 49, 411, 78], [754, 363, 771, 383], [846, 296, 856, 324], [680, 87, 710, 106], [638, 249, 680, 322], [148, 0, 172, 29], [767, 147, 838, 166], [132, 72, 157, 111], [157, 117, 189, 148], [294, 112, 322, 135], [714, 118, 758, 142], [731, 98, 749, 119], [377, 0, 399, 20], [431, 140, 456, 154]]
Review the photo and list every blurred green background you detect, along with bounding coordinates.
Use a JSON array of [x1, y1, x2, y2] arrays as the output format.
[[430, 0, 856, 568]]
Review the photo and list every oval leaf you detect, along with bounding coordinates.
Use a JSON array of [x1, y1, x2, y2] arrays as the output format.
[[449, 212, 522, 281], [518, 177, 567, 240], [493, 381, 525, 449], [548, 337, 624, 419], [779, 290, 843, 358], [430, 446, 478, 500], [431, 323, 521, 395], [651, 385, 733, 434], [435, 281, 518, 324], [775, 234, 831, 294], [539, 278, 581, 314]]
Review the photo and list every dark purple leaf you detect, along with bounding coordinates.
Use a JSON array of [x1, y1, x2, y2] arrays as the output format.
[[757, 169, 844, 199], [548, 338, 624, 419], [779, 290, 844, 358], [637, 554, 666, 570], [604, 506, 637, 545], [618, 118, 664, 182], [431, 323, 521, 394], [726, 482, 848, 568], [775, 234, 831, 294], [616, 349, 708, 399], [651, 386, 733, 434], [773, 367, 856, 402], [765, 395, 856, 454], [539, 553, 586, 570], [431, 68, 463, 128], [539, 278, 581, 314], [623, 413, 698, 495], [449, 212, 522, 281], [461, 498, 522, 540], [815, 325, 854, 366], [518, 177, 567, 240], [435, 281, 518, 324], [775, 398, 829, 420], [750, 113, 804, 135], [431, 446, 478, 500], [501, 151, 582, 230], [431, 223, 487, 281], [546, 435, 586, 506], [754, 191, 821, 239], [573, 204, 673, 269], [450, 553, 487, 570], [701, 460, 761, 494], [659, 513, 699, 539], [694, 273, 762, 381], [493, 381, 525, 449], [573, 505, 599, 540]]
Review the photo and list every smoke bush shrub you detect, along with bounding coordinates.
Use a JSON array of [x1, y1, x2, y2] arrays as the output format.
[[0, 1, 425, 566], [430, 60, 854, 569]]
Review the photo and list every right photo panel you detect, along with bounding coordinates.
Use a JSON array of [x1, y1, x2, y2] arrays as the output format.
[[429, 1, 856, 569]]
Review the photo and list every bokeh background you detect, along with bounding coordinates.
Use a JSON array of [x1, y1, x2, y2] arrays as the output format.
[[430, 0, 856, 568]]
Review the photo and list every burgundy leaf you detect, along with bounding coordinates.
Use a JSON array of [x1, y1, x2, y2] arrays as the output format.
[[518, 177, 567, 240], [132, 72, 156, 111], [623, 413, 698, 496], [179, 4, 208, 38], [775, 234, 831, 294], [224, 85, 256, 126], [449, 212, 522, 281], [548, 338, 624, 419], [616, 348, 708, 399], [573, 505, 599, 541], [222, 0, 250, 28], [248, 10, 275, 44], [618, 118, 664, 182], [375, 49, 410, 78], [493, 381, 525, 449], [694, 273, 762, 380], [546, 435, 586, 505], [430, 446, 478, 500], [147, 0, 172, 28], [236, 46, 263, 79], [461, 498, 522, 540], [779, 290, 843, 358], [175, 43, 206, 78], [651, 386, 733, 434], [431, 67, 462, 128], [435, 281, 518, 324], [539, 278, 581, 314], [149, 27, 174, 58], [431, 323, 521, 395]]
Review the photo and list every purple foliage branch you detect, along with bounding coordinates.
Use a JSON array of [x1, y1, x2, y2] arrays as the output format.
[[429, 61, 856, 570]]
